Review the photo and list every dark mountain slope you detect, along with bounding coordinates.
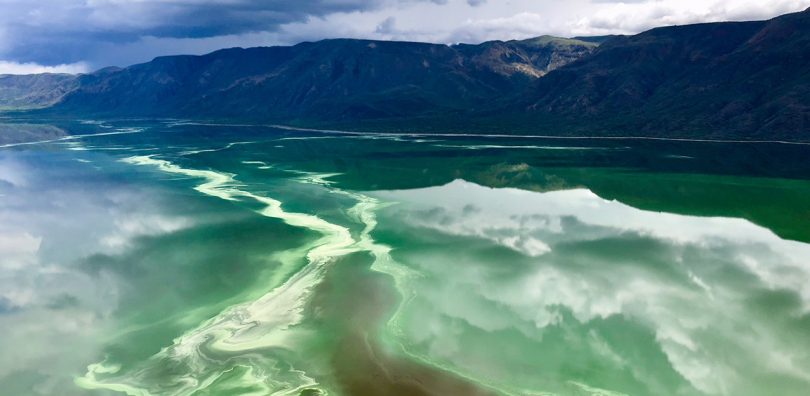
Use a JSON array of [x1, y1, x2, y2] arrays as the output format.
[[55, 46, 297, 117], [511, 8, 810, 140], [52, 37, 596, 120]]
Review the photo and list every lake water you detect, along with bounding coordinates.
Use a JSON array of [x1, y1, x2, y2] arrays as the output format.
[[1, 120, 810, 396]]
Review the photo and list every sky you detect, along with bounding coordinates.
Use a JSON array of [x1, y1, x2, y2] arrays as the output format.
[[0, 0, 808, 74]]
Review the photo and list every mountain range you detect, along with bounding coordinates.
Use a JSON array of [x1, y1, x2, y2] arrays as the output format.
[[1, 8, 809, 140], [0, 74, 78, 110]]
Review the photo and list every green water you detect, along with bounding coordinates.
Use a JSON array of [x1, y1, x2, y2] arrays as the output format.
[[1, 120, 810, 396]]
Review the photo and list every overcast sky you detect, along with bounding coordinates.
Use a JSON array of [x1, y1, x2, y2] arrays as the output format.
[[0, 0, 808, 74]]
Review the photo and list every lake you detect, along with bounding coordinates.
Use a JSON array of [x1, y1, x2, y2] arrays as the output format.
[[1, 120, 809, 396]]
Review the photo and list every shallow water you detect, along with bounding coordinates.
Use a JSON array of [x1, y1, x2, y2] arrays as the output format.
[[1, 120, 810, 396]]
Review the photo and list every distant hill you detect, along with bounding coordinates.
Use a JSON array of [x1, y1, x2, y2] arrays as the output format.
[[0, 74, 78, 110], [2, 8, 809, 140], [0, 123, 68, 145], [507, 8, 810, 140]]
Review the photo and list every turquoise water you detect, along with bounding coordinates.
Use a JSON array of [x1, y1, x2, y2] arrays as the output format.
[[1, 120, 810, 396]]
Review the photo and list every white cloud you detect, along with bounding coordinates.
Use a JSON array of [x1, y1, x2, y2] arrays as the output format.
[[569, 0, 810, 35], [1, 0, 809, 68], [263, 0, 810, 48], [447, 12, 557, 43], [0, 60, 89, 75]]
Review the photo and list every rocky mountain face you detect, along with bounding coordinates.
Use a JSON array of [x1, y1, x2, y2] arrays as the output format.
[[456, 36, 598, 78], [509, 8, 810, 139], [0, 74, 78, 109], [49, 36, 597, 120]]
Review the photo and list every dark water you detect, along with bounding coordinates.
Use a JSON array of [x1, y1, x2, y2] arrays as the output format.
[[1, 120, 810, 396]]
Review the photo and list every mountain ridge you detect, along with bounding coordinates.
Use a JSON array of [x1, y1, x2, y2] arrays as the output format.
[[504, 9, 810, 140], [1, 8, 809, 140], [46, 35, 596, 120]]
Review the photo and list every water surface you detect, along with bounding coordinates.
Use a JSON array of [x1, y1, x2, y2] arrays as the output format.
[[1, 120, 809, 396]]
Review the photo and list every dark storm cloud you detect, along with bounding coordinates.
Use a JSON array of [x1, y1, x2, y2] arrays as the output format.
[[0, 0, 436, 66], [1, 0, 809, 73]]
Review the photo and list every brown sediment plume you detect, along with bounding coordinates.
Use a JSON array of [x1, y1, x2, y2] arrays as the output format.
[[308, 252, 497, 396]]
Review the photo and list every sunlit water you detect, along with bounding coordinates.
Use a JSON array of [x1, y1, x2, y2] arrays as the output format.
[[1, 120, 810, 396]]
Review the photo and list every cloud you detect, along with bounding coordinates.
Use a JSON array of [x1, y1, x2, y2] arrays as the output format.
[[0, 61, 89, 75], [571, 0, 810, 35], [0, 0, 808, 69], [375, 16, 398, 34], [0, 0, 441, 67], [447, 12, 556, 43], [439, 0, 810, 43]]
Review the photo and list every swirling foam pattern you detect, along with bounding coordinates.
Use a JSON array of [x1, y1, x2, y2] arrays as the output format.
[[76, 156, 390, 396]]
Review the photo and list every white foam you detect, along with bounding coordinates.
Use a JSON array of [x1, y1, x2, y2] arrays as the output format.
[[78, 156, 387, 396]]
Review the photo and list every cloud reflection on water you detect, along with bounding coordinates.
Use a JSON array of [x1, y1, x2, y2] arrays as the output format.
[[0, 151, 190, 395], [373, 179, 810, 396]]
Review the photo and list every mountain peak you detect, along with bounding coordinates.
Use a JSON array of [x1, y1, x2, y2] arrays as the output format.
[[511, 35, 598, 48]]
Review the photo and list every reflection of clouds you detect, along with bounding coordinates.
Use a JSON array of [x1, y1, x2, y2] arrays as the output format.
[[0, 156, 28, 188], [0, 231, 40, 271], [375, 179, 810, 396], [0, 150, 190, 395], [101, 214, 190, 249], [406, 205, 561, 257]]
